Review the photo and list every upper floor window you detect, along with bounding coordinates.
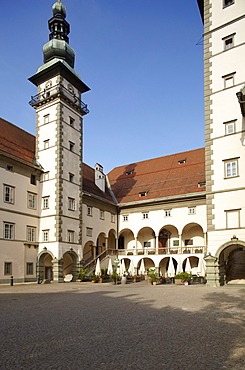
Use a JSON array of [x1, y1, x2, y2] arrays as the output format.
[[27, 192, 37, 209], [69, 141, 74, 152], [223, 35, 234, 50], [223, 0, 234, 8], [126, 170, 134, 175], [224, 158, 239, 178], [43, 196, 49, 209], [69, 173, 74, 182], [188, 207, 196, 215], [165, 210, 171, 217], [4, 223, 14, 240], [139, 191, 148, 197], [44, 114, 50, 124], [27, 226, 36, 242], [100, 210, 105, 220], [87, 206, 92, 216], [44, 139, 50, 149], [86, 227, 92, 237], [223, 72, 235, 89], [178, 159, 186, 164], [6, 165, 13, 171], [68, 230, 75, 243], [123, 215, 128, 222], [43, 230, 49, 242], [185, 239, 193, 246], [69, 117, 75, 127], [142, 213, 149, 219], [4, 185, 14, 204], [111, 214, 115, 223], [68, 197, 75, 211], [224, 120, 236, 135], [30, 175, 36, 185]]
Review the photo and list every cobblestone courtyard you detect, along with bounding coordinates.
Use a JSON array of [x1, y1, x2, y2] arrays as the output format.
[[0, 281, 244, 370]]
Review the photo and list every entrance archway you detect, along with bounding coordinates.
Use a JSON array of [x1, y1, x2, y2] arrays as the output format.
[[63, 250, 78, 281], [37, 251, 54, 281], [216, 240, 245, 284]]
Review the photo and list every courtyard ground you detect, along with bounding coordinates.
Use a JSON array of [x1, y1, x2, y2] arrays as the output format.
[[0, 281, 244, 370]]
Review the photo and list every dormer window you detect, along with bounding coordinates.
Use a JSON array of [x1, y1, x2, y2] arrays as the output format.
[[126, 170, 134, 175], [198, 181, 206, 188], [139, 190, 149, 197], [178, 159, 186, 164]]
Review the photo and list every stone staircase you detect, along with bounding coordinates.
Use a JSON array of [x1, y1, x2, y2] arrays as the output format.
[[226, 249, 245, 282]]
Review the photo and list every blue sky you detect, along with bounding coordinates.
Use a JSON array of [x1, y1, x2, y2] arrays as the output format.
[[0, 0, 204, 174]]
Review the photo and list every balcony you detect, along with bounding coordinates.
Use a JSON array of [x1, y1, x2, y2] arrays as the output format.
[[118, 246, 206, 256], [29, 83, 89, 115]]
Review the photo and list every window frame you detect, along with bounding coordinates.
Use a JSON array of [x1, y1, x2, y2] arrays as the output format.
[[165, 210, 171, 217], [44, 114, 50, 124], [223, 34, 235, 50], [86, 227, 93, 237], [27, 226, 36, 242], [43, 196, 49, 209], [188, 207, 196, 215], [3, 184, 14, 204], [142, 213, 149, 219], [100, 210, 105, 220], [4, 262, 12, 275], [224, 120, 236, 135], [68, 230, 75, 243], [26, 262, 34, 275], [223, 0, 234, 8], [43, 229, 49, 242], [123, 215, 128, 222], [4, 222, 15, 240], [44, 139, 50, 149], [68, 197, 76, 211], [27, 192, 37, 210], [224, 158, 239, 178], [223, 72, 235, 89]]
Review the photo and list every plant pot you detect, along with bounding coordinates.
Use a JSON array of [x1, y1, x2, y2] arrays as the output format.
[[184, 281, 189, 285], [174, 279, 184, 285], [152, 281, 157, 285]]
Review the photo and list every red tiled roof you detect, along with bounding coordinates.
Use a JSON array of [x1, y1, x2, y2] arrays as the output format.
[[82, 163, 116, 204], [107, 148, 206, 204], [0, 117, 36, 167]]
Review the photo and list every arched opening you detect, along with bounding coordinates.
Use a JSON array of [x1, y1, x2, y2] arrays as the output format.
[[137, 257, 155, 274], [108, 229, 116, 251], [121, 258, 131, 271], [159, 257, 178, 277], [96, 232, 106, 256], [63, 251, 78, 282], [183, 256, 199, 273], [158, 225, 179, 252], [118, 229, 134, 251], [137, 227, 155, 251], [217, 242, 245, 284], [182, 223, 205, 253], [37, 251, 53, 281], [83, 241, 94, 265]]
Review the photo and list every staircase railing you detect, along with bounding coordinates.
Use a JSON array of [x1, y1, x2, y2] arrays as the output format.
[[83, 249, 117, 272]]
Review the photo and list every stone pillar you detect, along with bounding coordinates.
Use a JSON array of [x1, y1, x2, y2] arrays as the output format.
[[52, 258, 64, 283], [219, 252, 226, 286], [204, 254, 219, 287], [105, 237, 108, 251], [204, 232, 207, 254], [155, 236, 159, 253], [135, 237, 138, 254]]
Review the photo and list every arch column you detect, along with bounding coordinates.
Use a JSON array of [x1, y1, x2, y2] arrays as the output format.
[[105, 237, 108, 250], [135, 237, 138, 253], [178, 234, 182, 253], [52, 258, 64, 283], [204, 254, 219, 287], [204, 232, 207, 254], [155, 236, 158, 253]]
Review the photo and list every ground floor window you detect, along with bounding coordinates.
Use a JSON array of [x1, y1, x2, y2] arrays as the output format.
[[26, 262, 34, 275], [4, 262, 12, 275]]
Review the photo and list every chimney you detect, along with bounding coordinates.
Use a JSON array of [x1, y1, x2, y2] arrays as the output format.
[[94, 163, 105, 192]]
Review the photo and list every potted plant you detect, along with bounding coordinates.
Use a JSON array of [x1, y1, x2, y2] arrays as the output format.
[[148, 251, 155, 255], [170, 249, 178, 254], [159, 249, 167, 254], [110, 270, 120, 284], [127, 251, 133, 255], [195, 248, 203, 253], [138, 251, 144, 255], [77, 268, 88, 282], [148, 268, 159, 285], [90, 272, 99, 283], [183, 249, 191, 254], [174, 272, 192, 285]]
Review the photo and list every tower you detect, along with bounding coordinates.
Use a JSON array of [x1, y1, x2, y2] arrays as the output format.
[[29, 1, 90, 282], [200, 0, 245, 285]]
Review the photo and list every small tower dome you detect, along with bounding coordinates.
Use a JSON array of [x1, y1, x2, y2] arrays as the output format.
[[52, 1, 66, 18]]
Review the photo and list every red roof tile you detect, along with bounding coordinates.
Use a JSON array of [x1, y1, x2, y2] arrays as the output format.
[[0, 117, 36, 167], [108, 148, 206, 204]]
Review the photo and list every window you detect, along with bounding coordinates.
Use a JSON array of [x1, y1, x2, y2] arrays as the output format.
[[87, 206, 92, 216], [4, 185, 14, 204], [69, 173, 74, 182], [142, 213, 149, 219], [111, 214, 115, 223], [126, 170, 133, 175], [44, 114, 50, 124], [139, 191, 148, 197], [69, 141, 74, 152], [4, 223, 14, 240], [44, 139, 49, 149], [26, 262, 34, 275], [30, 175, 36, 185], [223, 0, 234, 7], [223, 35, 234, 50], [6, 165, 13, 171], [123, 215, 128, 222], [27, 226, 36, 242], [225, 209, 240, 228], [223, 72, 235, 89], [68, 197, 75, 211], [165, 210, 171, 217], [43, 197, 49, 209], [4, 262, 12, 275], [185, 239, 193, 246], [178, 159, 186, 164], [86, 227, 92, 237], [69, 117, 75, 127], [27, 192, 37, 209], [68, 230, 75, 243], [144, 242, 151, 248], [224, 159, 238, 178], [43, 230, 49, 242], [224, 121, 235, 135], [43, 172, 49, 181], [188, 207, 196, 215], [100, 210, 104, 220], [173, 240, 179, 247], [198, 181, 206, 188]]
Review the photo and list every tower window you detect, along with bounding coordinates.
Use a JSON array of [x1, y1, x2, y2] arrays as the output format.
[[69, 117, 75, 127], [69, 141, 74, 152], [43, 230, 49, 242], [223, 0, 234, 8], [44, 115, 50, 124], [224, 121, 236, 135], [30, 175, 36, 185], [68, 230, 75, 243], [224, 37, 234, 50], [86, 227, 92, 237], [68, 197, 75, 211], [69, 173, 74, 182], [43, 197, 49, 209], [44, 139, 50, 149], [224, 159, 239, 178], [100, 210, 105, 220], [223, 72, 235, 89]]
